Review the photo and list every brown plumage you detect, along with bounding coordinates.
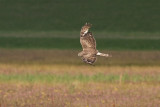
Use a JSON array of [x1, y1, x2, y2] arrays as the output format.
[[78, 23, 111, 65]]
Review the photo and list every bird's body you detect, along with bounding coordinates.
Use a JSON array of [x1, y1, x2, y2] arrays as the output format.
[[78, 23, 110, 65]]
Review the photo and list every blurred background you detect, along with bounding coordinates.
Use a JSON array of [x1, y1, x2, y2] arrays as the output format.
[[0, 0, 160, 50], [0, 0, 160, 65], [0, 0, 160, 31], [0, 0, 160, 106]]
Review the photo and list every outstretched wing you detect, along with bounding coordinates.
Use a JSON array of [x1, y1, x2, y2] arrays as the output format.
[[79, 23, 98, 65], [78, 23, 111, 65], [80, 32, 96, 50]]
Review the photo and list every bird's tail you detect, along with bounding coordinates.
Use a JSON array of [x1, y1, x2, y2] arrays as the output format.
[[96, 52, 111, 57]]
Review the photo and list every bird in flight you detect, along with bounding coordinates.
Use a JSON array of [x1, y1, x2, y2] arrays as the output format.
[[78, 23, 111, 65]]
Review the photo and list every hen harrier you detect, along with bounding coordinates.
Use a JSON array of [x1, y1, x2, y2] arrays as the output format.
[[78, 23, 111, 65]]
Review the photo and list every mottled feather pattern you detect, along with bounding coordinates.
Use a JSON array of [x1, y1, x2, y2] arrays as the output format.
[[80, 32, 96, 49], [78, 23, 110, 65]]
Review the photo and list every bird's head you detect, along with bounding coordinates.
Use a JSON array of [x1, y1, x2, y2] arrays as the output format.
[[81, 22, 92, 36]]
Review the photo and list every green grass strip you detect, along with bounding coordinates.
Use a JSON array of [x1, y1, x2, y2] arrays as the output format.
[[0, 37, 160, 50], [0, 73, 159, 83]]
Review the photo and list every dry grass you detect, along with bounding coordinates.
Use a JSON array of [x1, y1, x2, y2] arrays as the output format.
[[0, 49, 160, 106], [0, 83, 159, 107], [0, 64, 160, 76]]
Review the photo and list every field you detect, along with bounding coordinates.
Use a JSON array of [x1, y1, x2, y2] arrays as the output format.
[[0, 0, 160, 106], [0, 31, 160, 107], [0, 49, 160, 107]]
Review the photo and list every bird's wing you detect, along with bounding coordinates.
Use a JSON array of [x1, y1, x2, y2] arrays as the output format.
[[80, 32, 96, 50]]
